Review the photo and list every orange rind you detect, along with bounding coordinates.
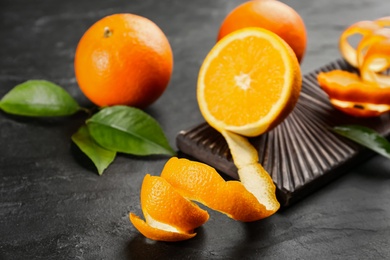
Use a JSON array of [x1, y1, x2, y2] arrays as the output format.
[[317, 70, 390, 104], [318, 70, 390, 117], [339, 20, 380, 68], [319, 17, 390, 117], [360, 38, 390, 86], [129, 174, 209, 242], [329, 99, 390, 118], [160, 157, 276, 222], [130, 157, 280, 242]]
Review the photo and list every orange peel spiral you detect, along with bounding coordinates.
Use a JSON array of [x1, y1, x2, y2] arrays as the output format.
[[130, 157, 279, 242], [319, 17, 390, 117]]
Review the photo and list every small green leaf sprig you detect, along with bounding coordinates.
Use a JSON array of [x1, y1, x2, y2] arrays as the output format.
[[0, 80, 176, 175], [332, 125, 390, 159]]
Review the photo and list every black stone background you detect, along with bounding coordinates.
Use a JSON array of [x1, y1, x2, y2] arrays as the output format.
[[1, 0, 390, 259]]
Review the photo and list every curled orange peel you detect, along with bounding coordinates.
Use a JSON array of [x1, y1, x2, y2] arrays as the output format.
[[130, 157, 279, 242], [339, 20, 381, 68], [356, 28, 390, 70], [319, 17, 390, 117], [318, 70, 390, 104], [329, 99, 390, 118], [360, 38, 390, 86], [318, 70, 390, 117]]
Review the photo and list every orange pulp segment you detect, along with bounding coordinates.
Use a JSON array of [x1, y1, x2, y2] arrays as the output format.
[[197, 27, 301, 137]]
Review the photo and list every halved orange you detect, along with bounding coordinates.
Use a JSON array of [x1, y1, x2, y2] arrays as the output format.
[[197, 27, 302, 137]]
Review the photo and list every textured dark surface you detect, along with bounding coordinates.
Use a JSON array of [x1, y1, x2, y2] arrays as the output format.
[[1, 0, 390, 259], [177, 59, 390, 207]]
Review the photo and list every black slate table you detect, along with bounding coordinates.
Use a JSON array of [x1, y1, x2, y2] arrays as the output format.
[[1, 0, 390, 259]]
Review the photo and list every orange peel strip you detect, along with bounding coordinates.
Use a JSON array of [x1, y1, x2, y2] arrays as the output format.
[[221, 131, 279, 214], [130, 156, 279, 242], [129, 174, 209, 242], [356, 28, 390, 69], [317, 70, 390, 104], [330, 99, 390, 118], [317, 70, 390, 117], [360, 38, 390, 86], [375, 16, 390, 27], [129, 213, 197, 242], [339, 20, 381, 68], [160, 157, 275, 222]]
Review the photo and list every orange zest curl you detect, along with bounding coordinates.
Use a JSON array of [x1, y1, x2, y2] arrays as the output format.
[[130, 157, 279, 242], [317, 70, 390, 117], [318, 17, 390, 117]]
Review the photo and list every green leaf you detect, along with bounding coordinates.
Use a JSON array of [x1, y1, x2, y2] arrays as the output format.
[[86, 105, 176, 156], [333, 125, 390, 159], [0, 80, 80, 116], [71, 125, 116, 175]]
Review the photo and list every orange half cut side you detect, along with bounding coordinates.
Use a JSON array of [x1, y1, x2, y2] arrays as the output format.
[[197, 27, 301, 137]]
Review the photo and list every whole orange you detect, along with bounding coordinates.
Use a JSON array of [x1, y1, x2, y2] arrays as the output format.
[[217, 0, 307, 63], [74, 13, 173, 108]]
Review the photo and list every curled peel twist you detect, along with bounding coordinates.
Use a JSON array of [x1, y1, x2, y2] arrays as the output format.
[[130, 156, 279, 242]]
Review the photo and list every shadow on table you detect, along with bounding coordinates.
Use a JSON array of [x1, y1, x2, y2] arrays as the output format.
[[125, 226, 208, 259], [124, 216, 277, 259]]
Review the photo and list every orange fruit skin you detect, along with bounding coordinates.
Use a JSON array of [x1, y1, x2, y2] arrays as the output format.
[[74, 13, 173, 108], [217, 0, 307, 63], [160, 157, 269, 222], [129, 213, 196, 242], [140, 174, 209, 233]]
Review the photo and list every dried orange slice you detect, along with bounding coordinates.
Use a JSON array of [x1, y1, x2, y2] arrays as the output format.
[[129, 174, 209, 242], [197, 27, 301, 137]]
